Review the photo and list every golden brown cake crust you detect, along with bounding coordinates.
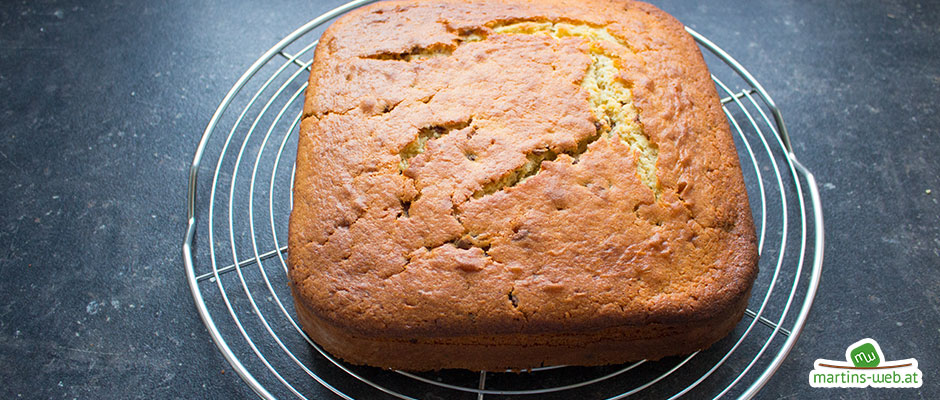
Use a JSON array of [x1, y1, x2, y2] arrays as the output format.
[[288, 0, 758, 370]]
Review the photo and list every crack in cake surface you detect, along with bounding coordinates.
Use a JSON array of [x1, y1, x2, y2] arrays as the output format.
[[471, 127, 603, 199], [362, 43, 456, 61], [486, 21, 661, 197], [398, 119, 473, 172]]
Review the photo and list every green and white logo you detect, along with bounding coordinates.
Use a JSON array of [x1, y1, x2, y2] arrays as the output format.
[[809, 338, 922, 388]]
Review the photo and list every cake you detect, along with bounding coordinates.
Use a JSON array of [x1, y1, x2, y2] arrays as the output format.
[[288, 0, 758, 371]]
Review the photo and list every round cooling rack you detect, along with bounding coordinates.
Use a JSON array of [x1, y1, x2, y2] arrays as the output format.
[[183, 1, 825, 398]]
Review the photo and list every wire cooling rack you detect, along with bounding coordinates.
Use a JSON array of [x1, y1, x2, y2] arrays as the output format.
[[183, 1, 824, 398]]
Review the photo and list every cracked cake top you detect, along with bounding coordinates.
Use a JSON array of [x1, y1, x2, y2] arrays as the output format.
[[288, 0, 757, 337]]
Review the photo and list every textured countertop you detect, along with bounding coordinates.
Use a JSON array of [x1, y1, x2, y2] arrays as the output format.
[[1, 0, 937, 399]]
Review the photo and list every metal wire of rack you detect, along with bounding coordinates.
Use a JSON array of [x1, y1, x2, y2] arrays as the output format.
[[182, 1, 824, 398]]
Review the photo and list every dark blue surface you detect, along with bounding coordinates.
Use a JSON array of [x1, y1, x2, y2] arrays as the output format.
[[0, 1, 937, 398]]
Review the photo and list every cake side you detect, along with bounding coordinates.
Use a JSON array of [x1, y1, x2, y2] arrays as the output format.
[[288, 0, 757, 369], [293, 283, 750, 370]]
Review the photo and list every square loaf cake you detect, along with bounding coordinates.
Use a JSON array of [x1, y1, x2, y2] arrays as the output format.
[[288, 0, 758, 371]]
